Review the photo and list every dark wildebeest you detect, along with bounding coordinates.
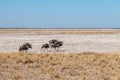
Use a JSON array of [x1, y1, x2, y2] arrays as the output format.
[[41, 43, 50, 51], [51, 41, 63, 50], [19, 43, 32, 52], [49, 39, 58, 45]]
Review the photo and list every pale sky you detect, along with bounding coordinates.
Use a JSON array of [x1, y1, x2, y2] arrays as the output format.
[[0, 0, 120, 28]]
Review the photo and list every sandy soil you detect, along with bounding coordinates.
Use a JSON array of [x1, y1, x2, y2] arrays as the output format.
[[0, 34, 120, 52], [0, 29, 120, 53]]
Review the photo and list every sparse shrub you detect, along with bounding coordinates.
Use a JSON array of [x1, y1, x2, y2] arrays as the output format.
[[0, 52, 119, 80]]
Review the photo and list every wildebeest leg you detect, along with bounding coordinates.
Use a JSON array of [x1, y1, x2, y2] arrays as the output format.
[[58, 47, 61, 51], [41, 48, 43, 51], [56, 47, 59, 52], [51, 47, 54, 51], [43, 48, 45, 52], [54, 47, 58, 51], [45, 49, 47, 52], [19, 50, 22, 53], [53, 47, 56, 50], [41, 48, 44, 52], [43, 48, 46, 52], [41, 48, 45, 52], [46, 48, 49, 52], [25, 50, 28, 53], [45, 48, 48, 52]]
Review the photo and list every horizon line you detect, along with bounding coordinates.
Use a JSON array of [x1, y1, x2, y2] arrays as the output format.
[[0, 28, 120, 29]]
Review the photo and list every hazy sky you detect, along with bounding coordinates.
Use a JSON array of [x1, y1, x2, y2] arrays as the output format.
[[0, 0, 120, 28]]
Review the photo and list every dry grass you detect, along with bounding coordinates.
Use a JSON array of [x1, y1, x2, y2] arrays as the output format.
[[0, 52, 119, 80], [1, 29, 120, 35]]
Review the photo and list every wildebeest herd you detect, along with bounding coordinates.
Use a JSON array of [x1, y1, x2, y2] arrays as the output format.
[[19, 39, 63, 52]]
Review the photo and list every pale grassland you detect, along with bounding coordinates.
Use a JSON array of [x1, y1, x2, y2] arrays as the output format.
[[0, 52, 119, 80], [1, 29, 120, 35]]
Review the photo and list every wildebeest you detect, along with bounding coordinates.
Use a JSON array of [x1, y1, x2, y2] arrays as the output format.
[[49, 39, 59, 45], [19, 43, 32, 52], [51, 41, 63, 50], [41, 43, 50, 51], [41, 39, 64, 52]]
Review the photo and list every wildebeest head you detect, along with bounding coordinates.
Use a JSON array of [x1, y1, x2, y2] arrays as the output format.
[[58, 41, 63, 47], [25, 43, 32, 49]]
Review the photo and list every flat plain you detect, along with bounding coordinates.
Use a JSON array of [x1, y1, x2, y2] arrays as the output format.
[[0, 29, 120, 80], [0, 29, 120, 53]]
